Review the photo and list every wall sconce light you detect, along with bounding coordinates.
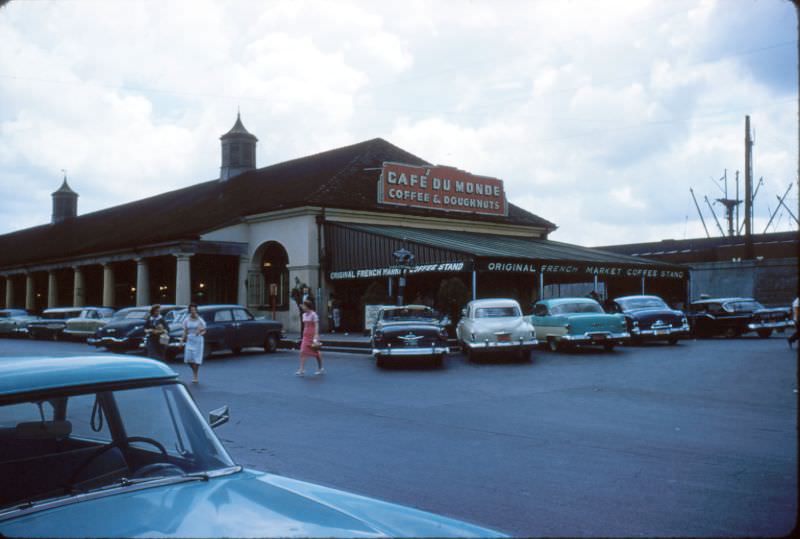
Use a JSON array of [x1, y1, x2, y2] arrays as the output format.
[[199, 283, 205, 289]]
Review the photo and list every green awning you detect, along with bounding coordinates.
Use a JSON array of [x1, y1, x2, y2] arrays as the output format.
[[326, 223, 687, 281]]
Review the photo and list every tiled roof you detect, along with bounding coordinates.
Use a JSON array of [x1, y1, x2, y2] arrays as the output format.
[[0, 138, 555, 269]]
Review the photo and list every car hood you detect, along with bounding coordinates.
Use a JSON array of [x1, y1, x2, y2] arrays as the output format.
[[377, 321, 441, 334], [624, 308, 684, 321], [1, 469, 503, 538], [468, 318, 529, 332]]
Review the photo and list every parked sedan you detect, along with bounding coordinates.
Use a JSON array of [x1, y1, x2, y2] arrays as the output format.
[[529, 297, 629, 352], [371, 305, 449, 368], [27, 307, 86, 340], [89, 305, 184, 353], [164, 304, 282, 361], [610, 295, 690, 345], [62, 307, 115, 341], [456, 298, 537, 361], [0, 355, 505, 538], [687, 297, 793, 338], [0, 309, 39, 338]]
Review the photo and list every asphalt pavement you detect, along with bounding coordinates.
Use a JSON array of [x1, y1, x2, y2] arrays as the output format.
[[1, 336, 797, 537]]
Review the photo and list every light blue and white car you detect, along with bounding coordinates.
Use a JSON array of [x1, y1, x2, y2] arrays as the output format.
[[530, 297, 629, 352], [0, 356, 505, 538]]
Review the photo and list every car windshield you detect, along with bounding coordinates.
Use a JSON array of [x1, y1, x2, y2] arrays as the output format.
[[618, 297, 668, 310], [0, 382, 235, 510], [475, 306, 520, 318], [382, 307, 436, 321], [550, 301, 603, 314], [725, 300, 764, 313]]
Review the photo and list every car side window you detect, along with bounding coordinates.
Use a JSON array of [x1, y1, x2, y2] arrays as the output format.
[[67, 394, 112, 443], [233, 309, 253, 321], [533, 304, 548, 317], [214, 310, 233, 323]]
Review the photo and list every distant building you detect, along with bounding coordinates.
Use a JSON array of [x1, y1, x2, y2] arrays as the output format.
[[598, 232, 798, 306], [0, 115, 687, 330]]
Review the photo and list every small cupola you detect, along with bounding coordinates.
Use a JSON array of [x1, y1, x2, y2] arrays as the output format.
[[51, 175, 78, 224], [220, 112, 258, 181]]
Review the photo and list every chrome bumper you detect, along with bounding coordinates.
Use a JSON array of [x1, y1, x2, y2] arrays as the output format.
[[560, 332, 629, 343], [632, 324, 690, 337], [747, 320, 793, 330], [373, 346, 450, 357], [88, 336, 133, 345], [462, 339, 538, 350]]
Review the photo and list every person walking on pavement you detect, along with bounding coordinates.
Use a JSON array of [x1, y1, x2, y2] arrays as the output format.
[[296, 299, 324, 376], [144, 304, 167, 360], [182, 303, 207, 384], [788, 296, 799, 349]]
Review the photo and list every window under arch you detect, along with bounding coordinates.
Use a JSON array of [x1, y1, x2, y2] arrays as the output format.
[[259, 242, 289, 309]]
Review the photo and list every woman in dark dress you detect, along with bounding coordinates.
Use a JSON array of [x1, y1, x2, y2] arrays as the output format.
[[144, 304, 168, 360]]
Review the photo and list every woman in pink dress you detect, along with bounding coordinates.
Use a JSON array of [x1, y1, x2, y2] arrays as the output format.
[[296, 299, 324, 376]]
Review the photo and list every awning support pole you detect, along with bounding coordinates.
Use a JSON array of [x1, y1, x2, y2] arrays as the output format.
[[388, 277, 393, 298], [641, 276, 646, 295], [539, 272, 544, 299], [593, 274, 598, 293], [472, 271, 477, 301]]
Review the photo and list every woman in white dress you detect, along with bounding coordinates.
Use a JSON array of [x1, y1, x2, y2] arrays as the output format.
[[181, 304, 207, 384]]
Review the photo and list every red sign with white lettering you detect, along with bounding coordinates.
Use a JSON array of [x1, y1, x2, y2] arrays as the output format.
[[377, 162, 507, 216]]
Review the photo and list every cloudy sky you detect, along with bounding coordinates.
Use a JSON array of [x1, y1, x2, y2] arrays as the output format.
[[0, 0, 796, 246]]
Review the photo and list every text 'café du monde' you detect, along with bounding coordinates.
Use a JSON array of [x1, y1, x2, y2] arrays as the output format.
[[379, 162, 506, 213]]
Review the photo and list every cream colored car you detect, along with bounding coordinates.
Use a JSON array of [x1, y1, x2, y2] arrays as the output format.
[[456, 298, 537, 362]]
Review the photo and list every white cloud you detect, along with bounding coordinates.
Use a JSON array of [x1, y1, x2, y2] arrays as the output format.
[[0, 0, 795, 248]]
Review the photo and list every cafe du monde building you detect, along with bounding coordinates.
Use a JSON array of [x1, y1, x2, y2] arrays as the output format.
[[0, 114, 687, 332]]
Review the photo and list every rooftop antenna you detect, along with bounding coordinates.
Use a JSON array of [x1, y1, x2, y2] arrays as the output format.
[[704, 195, 726, 236], [689, 188, 711, 238], [764, 184, 794, 233], [714, 168, 742, 237]]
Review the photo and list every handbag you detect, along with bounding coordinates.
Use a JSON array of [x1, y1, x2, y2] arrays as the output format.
[[310, 340, 321, 352], [158, 333, 170, 346]]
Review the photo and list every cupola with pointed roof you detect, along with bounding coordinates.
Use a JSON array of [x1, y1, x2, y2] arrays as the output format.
[[220, 112, 258, 181], [51, 175, 78, 224]]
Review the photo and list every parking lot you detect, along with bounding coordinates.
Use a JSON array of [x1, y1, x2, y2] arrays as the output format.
[[2, 336, 797, 537]]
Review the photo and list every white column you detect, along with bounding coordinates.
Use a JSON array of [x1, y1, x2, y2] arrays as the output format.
[[25, 273, 35, 311], [237, 255, 249, 307], [4, 276, 13, 309], [136, 258, 150, 306], [47, 271, 58, 308], [175, 254, 193, 306], [73, 267, 85, 307], [102, 264, 115, 307]]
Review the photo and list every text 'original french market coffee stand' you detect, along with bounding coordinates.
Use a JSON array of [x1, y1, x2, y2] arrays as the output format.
[[326, 161, 687, 330]]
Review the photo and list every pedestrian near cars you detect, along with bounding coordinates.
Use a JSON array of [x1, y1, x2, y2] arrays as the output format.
[[788, 297, 799, 349], [296, 299, 324, 376], [144, 304, 168, 360], [182, 304, 207, 384]]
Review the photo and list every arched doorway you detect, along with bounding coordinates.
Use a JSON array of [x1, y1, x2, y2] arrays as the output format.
[[249, 241, 289, 310]]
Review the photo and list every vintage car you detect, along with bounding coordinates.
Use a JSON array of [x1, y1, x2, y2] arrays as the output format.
[[62, 307, 115, 341], [529, 297, 629, 352], [370, 305, 450, 368], [27, 307, 86, 340], [0, 309, 39, 337], [164, 304, 283, 361], [0, 356, 504, 538], [609, 295, 690, 345], [456, 298, 537, 361], [687, 297, 793, 338], [89, 305, 183, 353]]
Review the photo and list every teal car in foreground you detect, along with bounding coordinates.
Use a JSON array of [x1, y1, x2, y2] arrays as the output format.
[[0, 356, 505, 538], [529, 298, 629, 352]]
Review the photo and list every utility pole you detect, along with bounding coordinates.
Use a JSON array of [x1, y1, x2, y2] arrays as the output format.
[[744, 115, 754, 258]]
